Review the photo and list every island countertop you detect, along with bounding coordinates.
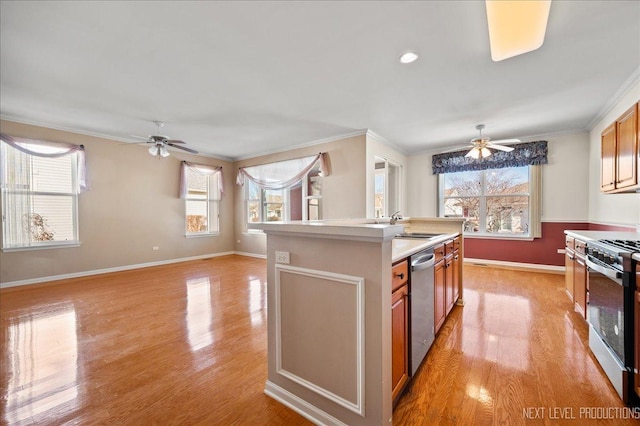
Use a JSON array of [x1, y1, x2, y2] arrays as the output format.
[[392, 233, 460, 263]]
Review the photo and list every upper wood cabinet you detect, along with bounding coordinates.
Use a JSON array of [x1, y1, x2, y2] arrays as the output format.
[[601, 123, 616, 191], [601, 102, 639, 193]]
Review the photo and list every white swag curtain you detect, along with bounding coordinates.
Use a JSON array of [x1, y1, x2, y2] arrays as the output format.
[[236, 152, 330, 190], [179, 161, 223, 199], [0, 133, 88, 192]]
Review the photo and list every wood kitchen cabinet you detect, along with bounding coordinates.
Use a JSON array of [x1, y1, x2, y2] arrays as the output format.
[[574, 239, 588, 320], [565, 235, 575, 299], [451, 236, 461, 308], [391, 259, 409, 404], [434, 237, 462, 334], [601, 102, 639, 193], [601, 123, 617, 192], [434, 246, 446, 334]]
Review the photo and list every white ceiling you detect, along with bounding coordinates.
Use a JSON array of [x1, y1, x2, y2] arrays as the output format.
[[1, 1, 639, 160]]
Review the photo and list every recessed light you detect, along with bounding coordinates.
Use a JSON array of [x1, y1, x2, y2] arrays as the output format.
[[399, 52, 419, 64]]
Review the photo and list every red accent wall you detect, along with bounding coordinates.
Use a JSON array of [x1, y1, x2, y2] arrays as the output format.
[[587, 223, 637, 232], [462, 221, 637, 266]]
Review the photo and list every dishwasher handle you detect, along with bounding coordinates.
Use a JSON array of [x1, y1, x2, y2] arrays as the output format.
[[411, 253, 435, 271]]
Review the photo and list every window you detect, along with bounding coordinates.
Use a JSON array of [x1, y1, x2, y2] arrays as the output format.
[[440, 166, 538, 237], [1, 141, 79, 249], [246, 164, 322, 229], [185, 167, 220, 235]]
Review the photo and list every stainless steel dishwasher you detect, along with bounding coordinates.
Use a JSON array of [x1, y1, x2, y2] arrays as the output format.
[[410, 247, 436, 376]]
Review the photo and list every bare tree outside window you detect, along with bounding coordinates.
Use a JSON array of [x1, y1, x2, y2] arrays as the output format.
[[443, 167, 529, 235]]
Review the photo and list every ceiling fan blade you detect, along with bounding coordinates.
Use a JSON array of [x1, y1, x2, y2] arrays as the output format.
[[130, 134, 151, 140], [168, 143, 199, 154], [166, 139, 186, 144], [490, 138, 520, 144], [441, 144, 474, 153], [120, 141, 152, 147], [487, 143, 515, 152]]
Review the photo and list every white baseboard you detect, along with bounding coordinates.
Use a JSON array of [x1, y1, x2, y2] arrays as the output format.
[[1, 251, 239, 289], [464, 258, 565, 274], [264, 381, 347, 426], [234, 251, 267, 259]]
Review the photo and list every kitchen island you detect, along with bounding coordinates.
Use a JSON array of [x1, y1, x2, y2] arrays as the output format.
[[250, 218, 464, 425]]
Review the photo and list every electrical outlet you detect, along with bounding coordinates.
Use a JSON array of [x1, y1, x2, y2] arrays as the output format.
[[153, 246, 159, 251], [275, 251, 290, 264]]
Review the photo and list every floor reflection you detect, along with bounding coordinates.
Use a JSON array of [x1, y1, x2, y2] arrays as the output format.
[[462, 289, 531, 371], [186, 277, 214, 352], [248, 278, 265, 327], [5, 305, 79, 424]]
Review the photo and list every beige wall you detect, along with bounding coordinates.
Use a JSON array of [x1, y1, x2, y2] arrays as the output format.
[[0, 120, 234, 284], [234, 134, 367, 256], [588, 80, 640, 228]]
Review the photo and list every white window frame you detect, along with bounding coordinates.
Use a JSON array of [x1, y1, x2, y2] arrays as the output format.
[[438, 165, 538, 240], [184, 171, 220, 237], [1, 141, 80, 251]]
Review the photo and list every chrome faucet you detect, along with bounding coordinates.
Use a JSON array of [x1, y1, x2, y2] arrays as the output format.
[[390, 211, 402, 225]]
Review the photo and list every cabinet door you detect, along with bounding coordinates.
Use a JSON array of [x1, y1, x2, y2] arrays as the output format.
[[601, 122, 616, 192], [434, 260, 446, 334], [574, 254, 587, 319], [616, 103, 638, 189], [452, 251, 460, 304], [391, 284, 409, 403], [445, 255, 455, 315], [565, 249, 575, 299]]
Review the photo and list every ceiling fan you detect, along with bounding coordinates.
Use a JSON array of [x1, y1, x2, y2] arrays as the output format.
[[132, 121, 199, 157], [463, 124, 520, 159]]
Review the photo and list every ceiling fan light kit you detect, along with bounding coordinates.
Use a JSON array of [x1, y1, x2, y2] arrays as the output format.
[[486, 0, 552, 62], [463, 124, 519, 159], [136, 121, 198, 158]]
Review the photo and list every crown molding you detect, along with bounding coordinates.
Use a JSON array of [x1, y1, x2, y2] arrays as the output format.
[[586, 66, 640, 131], [231, 129, 368, 161], [0, 115, 234, 162], [364, 129, 408, 156]]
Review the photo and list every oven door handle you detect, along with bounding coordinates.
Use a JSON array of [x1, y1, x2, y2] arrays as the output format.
[[585, 258, 623, 284]]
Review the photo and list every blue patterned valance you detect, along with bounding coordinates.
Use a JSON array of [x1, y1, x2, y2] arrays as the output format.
[[432, 140, 548, 174]]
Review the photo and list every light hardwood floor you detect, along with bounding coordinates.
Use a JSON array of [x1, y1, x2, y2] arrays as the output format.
[[1, 256, 637, 425]]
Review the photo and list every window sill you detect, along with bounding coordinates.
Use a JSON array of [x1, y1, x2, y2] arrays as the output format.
[[2, 242, 82, 252], [463, 233, 534, 242], [185, 233, 220, 238], [243, 231, 265, 237]]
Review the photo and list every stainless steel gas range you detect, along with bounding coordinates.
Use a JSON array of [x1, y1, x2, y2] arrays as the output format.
[[586, 238, 639, 405]]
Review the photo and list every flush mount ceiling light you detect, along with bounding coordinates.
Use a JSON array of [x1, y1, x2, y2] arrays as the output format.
[[486, 0, 552, 62], [399, 51, 419, 64]]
